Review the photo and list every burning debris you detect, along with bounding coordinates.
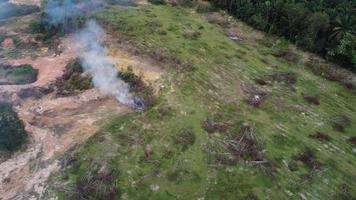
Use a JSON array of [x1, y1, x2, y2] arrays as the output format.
[[132, 96, 146, 111], [243, 84, 267, 107], [73, 20, 134, 107]]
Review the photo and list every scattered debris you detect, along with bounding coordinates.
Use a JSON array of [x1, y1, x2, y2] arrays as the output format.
[[228, 34, 244, 42], [73, 166, 119, 200], [254, 78, 268, 86], [302, 93, 320, 105], [207, 123, 265, 165], [309, 132, 331, 141], [348, 136, 356, 146], [172, 127, 196, 151], [271, 71, 297, 85], [295, 148, 321, 170], [332, 115, 352, 132], [243, 84, 267, 107], [272, 50, 300, 63], [202, 118, 229, 133]]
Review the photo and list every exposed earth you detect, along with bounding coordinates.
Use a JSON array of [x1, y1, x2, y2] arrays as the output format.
[[0, 33, 163, 199]]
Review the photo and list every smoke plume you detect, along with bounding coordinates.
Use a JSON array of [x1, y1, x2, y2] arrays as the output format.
[[74, 20, 133, 105]]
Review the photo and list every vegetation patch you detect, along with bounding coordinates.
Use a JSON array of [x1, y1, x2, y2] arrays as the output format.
[[0, 102, 27, 153], [56, 58, 93, 96], [0, 64, 38, 85]]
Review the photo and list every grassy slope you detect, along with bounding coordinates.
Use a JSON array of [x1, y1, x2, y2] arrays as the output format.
[[52, 5, 356, 200]]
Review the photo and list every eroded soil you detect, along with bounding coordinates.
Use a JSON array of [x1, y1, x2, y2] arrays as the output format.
[[0, 33, 163, 199]]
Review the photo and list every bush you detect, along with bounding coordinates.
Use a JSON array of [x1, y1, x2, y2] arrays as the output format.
[[0, 103, 27, 152], [56, 58, 93, 95]]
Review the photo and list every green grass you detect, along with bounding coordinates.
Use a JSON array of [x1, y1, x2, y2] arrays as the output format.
[[50, 5, 356, 200], [0, 64, 38, 85]]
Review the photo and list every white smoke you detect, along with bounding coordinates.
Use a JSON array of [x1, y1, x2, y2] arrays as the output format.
[[74, 20, 133, 105]]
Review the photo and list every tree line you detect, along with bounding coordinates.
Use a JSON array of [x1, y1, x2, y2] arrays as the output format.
[[209, 0, 356, 70]]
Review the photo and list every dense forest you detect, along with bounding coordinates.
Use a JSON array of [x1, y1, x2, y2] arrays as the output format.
[[209, 0, 356, 70]]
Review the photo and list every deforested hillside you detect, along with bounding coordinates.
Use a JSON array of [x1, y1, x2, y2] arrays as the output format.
[[0, 0, 355, 200], [48, 3, 355, 200]]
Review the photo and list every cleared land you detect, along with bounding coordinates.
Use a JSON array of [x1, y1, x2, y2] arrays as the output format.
[[44, 4, 356, 200]]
